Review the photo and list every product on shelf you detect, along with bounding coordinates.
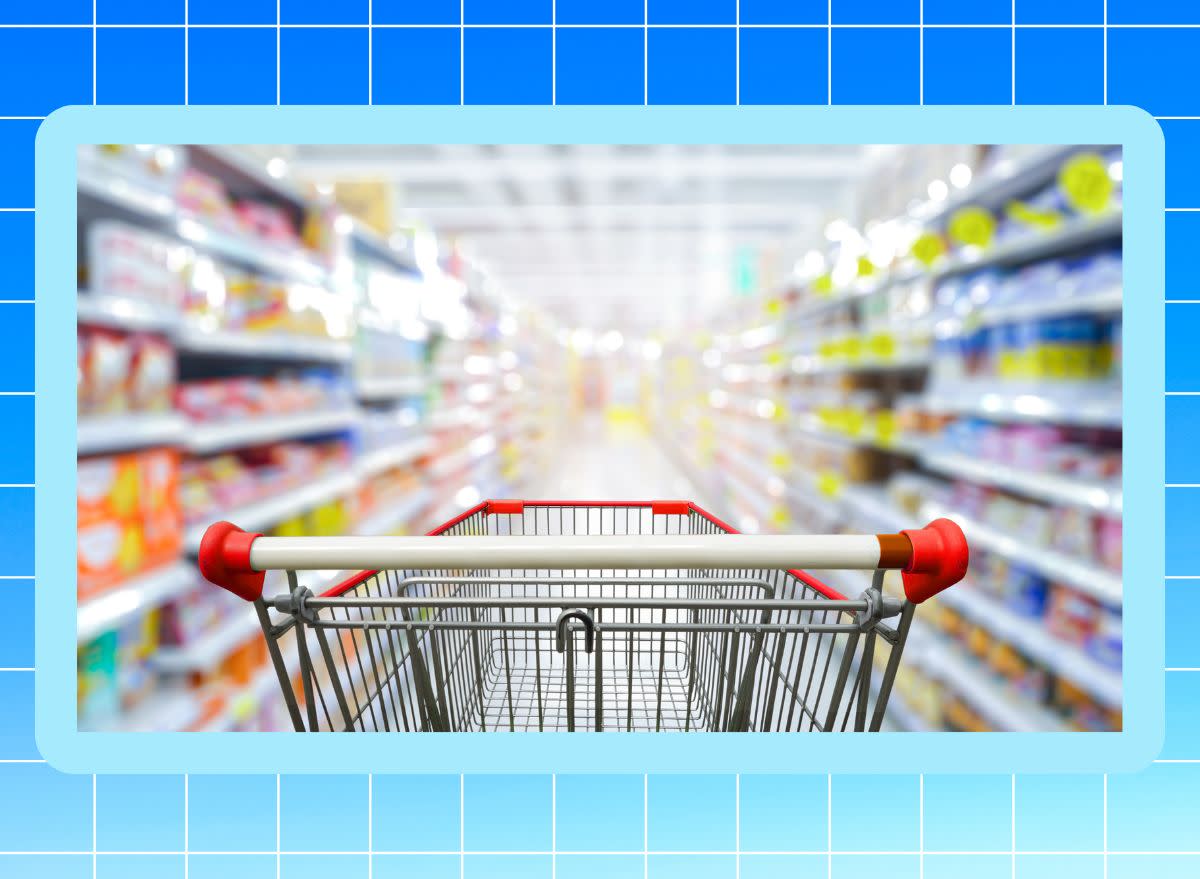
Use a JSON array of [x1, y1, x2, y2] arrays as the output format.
[[182, 259, 352, 340], [78, 327, 176, 416], [176, 167, 241, 234], [78, 609, 160, 729], [77, 449, 183, 600], [83, 221, 188, 307], [179, 439, 352, 525], [174, 372, 347, 423]]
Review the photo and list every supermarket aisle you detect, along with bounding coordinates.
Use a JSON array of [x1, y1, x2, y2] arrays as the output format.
[[526, 414, 713, 505]]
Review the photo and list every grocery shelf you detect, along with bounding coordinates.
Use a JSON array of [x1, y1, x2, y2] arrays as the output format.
[[838, 484, 911, 532], [926, 146, 1099, 222], [76, 292, 181, 334], [356, 375, 428, 401], [78, 166, 175, 218], [78, 412, 187, 455], [789, 211, 1122, 323], [913, 633, 1070, 732], [176, 216, 334, 287], [77, 562, 196, 643], [971, 285, 1122, 329], [791, 414, 925, 457], [104, 687, 202, 733], [921, 449, 1122, 515], [357, 436, 431, 478], [184, 471, 359, 552], [176, 324, 353, 362], [790, 353, 932, 376], [352, 489, 432, 537], [926, 211, 1122, 283], [152, 607, 260, 674], [935, 584, 1121, 709], [920, 384, 1121, 428], [186, 408, 360, 455], [922, 502, 1121, 605]]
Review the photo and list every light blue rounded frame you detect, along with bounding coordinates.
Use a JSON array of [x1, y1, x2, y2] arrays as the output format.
[[35, 106, 1164, 774]]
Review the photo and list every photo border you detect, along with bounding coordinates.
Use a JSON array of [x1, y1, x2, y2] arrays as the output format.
[[35, 106, 1164, 773]]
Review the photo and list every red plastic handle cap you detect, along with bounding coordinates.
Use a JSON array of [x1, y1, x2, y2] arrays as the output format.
[[198, 521, 265, 602], [899, 518, 969, 604]]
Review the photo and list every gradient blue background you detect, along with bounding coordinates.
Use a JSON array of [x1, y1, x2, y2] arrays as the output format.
[[0, 2, 1192, 877]]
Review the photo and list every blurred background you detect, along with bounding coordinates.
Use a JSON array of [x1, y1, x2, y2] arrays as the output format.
[[76, 142, 1122, 733]]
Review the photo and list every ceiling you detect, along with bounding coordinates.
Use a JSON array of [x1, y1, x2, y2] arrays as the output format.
[[280, 144, 899, 332]]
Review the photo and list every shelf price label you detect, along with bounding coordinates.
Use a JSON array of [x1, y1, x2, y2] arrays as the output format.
[[817, 470, 843, 498], [857, 256, 876, 278], [769, 451, 792, 472], [867, 332, 897, 361], [1060, 152, 1114, 215], [948, 206, 996, 249], [1006, 200, 1062, 230], [812, 273, 834, 297], [910, 232, 946, 267]]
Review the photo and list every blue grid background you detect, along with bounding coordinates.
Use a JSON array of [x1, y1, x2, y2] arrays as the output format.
[[1, 1, 1197, 877]]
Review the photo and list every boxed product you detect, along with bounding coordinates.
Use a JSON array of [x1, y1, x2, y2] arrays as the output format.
[[77, 449, 183, 600], [1045, 583, 1101, 646], [1087, 605, 1122, 671], [84, 221, 187, 308]]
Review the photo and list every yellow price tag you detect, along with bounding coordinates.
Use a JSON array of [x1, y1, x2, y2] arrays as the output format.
[[843, 410, 866, 437], [770, 507, 790, 528], [766, 351, 785, 367], [1060, 152, 1114, 215], [1006, 200, 1062, 229], [813, 273, 834, 296], [867, 332, 897, 361], [857, 256, 876, 277], [817, 470, 843, 498], [948, 206, 997, 248], [911, 232, 946, 267], [843, 336, 863, 362], [874, 410, 898, 445], [769, 452, 792, 472], [765, 298, 783, 316]]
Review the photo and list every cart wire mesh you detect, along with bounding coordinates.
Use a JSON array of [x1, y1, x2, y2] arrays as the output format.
[[251, 502, 916, 733]]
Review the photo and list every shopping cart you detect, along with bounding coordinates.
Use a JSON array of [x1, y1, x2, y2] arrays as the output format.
[[199, 500, 967, 733]]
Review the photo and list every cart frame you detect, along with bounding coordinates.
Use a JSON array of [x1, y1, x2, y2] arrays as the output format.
[[200, 499, 968, 733]]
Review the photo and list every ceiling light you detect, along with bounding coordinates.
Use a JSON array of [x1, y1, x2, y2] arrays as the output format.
[[266, 157, 288, 179], [949, 163, 973, 189], [927, 179, 949, 202]]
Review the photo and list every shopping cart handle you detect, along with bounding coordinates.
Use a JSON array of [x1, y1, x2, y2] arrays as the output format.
[[898, 518, 969, 604], [199, 521, 266, 601]]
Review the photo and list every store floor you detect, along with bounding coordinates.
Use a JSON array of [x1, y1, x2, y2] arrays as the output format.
[[527, 412, 715, 506]]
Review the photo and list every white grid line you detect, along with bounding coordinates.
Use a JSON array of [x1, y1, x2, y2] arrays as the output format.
[[735, 774, 741, 879], [643, 774, 649, 879], [11, 848, 1198, 856], [826, 774, 832, 879], [1010, 1, 1016, 105], [1, 22, 1200, 27], [1010, 774, 1016, 879], [1103, 774, 1110, 879], [919, 774, 925, 879]]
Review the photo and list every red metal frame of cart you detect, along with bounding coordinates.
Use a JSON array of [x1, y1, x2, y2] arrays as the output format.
[[200, 499, 967, 733]]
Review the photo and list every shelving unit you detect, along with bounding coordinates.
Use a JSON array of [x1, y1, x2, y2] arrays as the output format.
[[659, 143, 1125, 733], [75, 145, 565, 733]]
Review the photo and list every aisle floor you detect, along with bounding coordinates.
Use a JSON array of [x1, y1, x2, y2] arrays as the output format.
[[526, 414, 715, 506]]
